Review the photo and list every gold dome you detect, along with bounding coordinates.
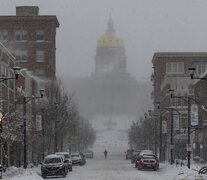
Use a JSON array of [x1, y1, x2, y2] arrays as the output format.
[[97, 15, 124, 48], [97, 34, 124, 48]]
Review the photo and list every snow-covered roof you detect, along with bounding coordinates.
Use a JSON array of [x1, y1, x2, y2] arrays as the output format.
[[45, 154, 61, 159]]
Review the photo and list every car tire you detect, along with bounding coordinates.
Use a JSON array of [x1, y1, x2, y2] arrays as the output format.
[[137, 165, 142, 170], [41, 174, 46, 179], [63, 171, 67, 178]]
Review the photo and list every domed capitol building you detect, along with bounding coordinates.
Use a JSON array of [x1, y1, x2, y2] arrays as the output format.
[[65, 16, 151, 123]]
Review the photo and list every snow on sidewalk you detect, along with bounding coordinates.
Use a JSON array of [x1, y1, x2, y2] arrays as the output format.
[[3, 166, 43, 180]]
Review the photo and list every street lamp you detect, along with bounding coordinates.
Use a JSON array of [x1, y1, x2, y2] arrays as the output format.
[[23, 89, 44, 169], [0, 67, 21, 82], [188, 67, 207, 81], [169, 89, 191, 168], [54, 102, 58, 153], [148, 110, 158, 156]]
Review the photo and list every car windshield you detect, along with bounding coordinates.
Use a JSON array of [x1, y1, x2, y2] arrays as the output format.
[[71, 154, 80, 157], [57, 154, 70, 159], [142, 155, 156, 160], [133, 151, 140, 155], [44, 157, 61, 164]]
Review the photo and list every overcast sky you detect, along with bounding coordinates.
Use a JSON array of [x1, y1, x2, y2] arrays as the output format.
[[1, 0, 207, 81]]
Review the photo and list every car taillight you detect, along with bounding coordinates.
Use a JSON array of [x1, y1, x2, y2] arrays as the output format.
[[140, 159, 144, 164]]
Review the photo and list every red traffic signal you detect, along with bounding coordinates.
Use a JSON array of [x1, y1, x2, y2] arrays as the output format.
[[0, 117, 3, 133]]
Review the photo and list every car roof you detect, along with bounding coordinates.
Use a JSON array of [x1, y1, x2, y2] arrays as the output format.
[[142, 154, 156, 159], [56, 152, 69, 155], [139, 150, 153, 155], [45, 154, 62, 159]]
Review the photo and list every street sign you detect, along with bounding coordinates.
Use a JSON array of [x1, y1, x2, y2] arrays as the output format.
[[186, 144, 192, 152], [173, 112, 179, 130], [191, 104, 198, 127], [162, 121, 167, 134], [36, 114, 42, 131]]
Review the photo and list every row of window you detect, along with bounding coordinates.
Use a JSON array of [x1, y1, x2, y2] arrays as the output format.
[[166, 62, 184, 74], [15, 50, 44, 62], [166, 62, 207, 75], [0, 29, 45, 41]]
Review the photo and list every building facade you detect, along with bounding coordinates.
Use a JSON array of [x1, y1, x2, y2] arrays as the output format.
[[151, 52, 207, 161], [0, 6, 59, 79]]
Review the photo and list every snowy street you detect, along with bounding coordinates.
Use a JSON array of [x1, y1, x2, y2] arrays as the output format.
[[5, 151, 207, 180], [65, 154, 173, 180]]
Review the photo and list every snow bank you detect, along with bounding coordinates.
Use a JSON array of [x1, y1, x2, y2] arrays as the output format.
[[4, 166, 43, 180]]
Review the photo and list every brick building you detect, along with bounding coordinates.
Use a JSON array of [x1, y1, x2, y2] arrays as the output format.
[[0, 6, 59, 79], [193, 73, 207, 160], [0, 42, 16, 117], [0, 6, 59, 166], [151, 52, 207, 161]]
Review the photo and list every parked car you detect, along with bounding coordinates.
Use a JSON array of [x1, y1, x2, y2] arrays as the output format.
[[139, 149, 154, 156], [125, 149, 133, 160], [136, 154, 159, 171], [71, 153, 82, 165], [55, 152, 73, 171], [41, 154, 68, 179], [80, 153, 86, 165], [83, 150, 94, 158], [131, 150, 141, 164]]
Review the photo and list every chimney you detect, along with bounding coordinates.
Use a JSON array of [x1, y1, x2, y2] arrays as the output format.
[[16, 6, 39, 16]]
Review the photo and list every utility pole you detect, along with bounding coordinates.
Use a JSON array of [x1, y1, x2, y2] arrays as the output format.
[[187, 96, 191, 169], [22, 89, 44, 169], [54, 102, 58, 153], [155, 116, 157, 156], [42, 108, 45, 161], [170, 108, 174, 165], [23, 98, 27, 169], [159, 114, 162, 162]]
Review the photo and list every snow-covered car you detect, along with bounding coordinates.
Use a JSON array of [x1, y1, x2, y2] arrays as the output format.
[[71, 153, 82, 165], [80, 153, 86, 165], [139, 149, 154, 156], [41, 154, 68, 178], [83, 150, 94, 158], [137, 154, 159, 171], [55, 152, 73, 171]]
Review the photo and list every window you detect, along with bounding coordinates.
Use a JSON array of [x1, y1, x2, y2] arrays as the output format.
[[36, 30, 44, 41], [195, 63, 207, 76], [15, 50, 28, 62], [35, 69, 44, 76], [0, 30, 8, 41], [166, 62, 184, 74], [15, 30, 27, 41], [36, 50, 44, 62], [1, 63, 7, 77]]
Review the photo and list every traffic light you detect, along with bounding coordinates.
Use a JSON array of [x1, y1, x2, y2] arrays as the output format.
[[0, 117, 3, 133]]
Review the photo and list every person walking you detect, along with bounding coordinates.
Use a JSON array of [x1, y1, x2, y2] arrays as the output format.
[[104, 149, 108, 159]]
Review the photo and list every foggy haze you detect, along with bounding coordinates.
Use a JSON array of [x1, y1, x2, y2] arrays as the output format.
[[1, 0, 207, 81]]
